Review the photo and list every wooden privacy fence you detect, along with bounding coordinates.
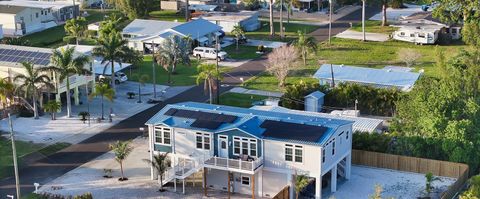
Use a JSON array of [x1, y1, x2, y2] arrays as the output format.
[[352, 150, 469, 199], [273, 185, 289, 199]]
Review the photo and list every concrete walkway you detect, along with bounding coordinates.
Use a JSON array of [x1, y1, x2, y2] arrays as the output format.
[[370, 4, 424, 22], [258, 5, 361, 22], [229, 87, 283, 98], [335, 30, 390, 42]]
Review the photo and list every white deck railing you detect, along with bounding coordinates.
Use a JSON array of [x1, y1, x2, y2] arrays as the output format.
[[204, 156, 263, 172]]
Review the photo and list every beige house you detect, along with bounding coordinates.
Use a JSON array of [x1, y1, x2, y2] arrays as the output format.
[[0, 0, 78, 36], [0, 44, 95, 111]]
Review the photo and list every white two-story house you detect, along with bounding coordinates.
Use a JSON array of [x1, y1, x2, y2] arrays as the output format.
[[145, 102, 353, 199]]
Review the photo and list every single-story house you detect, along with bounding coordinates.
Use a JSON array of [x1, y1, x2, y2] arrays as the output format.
[[193, 11, 260, 32], [313, 64, 422, 91], [122, 18, 222, 53], [392, 11, 461, 44], [0, 0, 79, 36], [0, 44, 95, 110]]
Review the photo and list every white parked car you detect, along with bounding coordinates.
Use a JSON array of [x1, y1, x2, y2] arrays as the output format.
[[193, 47, 227, 61], [98, 72, 128, 84]]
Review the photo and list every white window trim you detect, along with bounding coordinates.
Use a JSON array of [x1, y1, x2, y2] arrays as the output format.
[[241, 175, 251, 186], [232, 136, 257, 157], [196, 132, 212, 151], [285, 144, 303, 164], [154, 126, 172, 146]]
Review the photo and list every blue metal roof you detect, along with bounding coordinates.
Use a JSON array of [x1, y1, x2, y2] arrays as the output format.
[[146, 102, 353, 146], [170, 18, 222, 40], [306, 91, 325, 99], [313, 64, 421, 91]]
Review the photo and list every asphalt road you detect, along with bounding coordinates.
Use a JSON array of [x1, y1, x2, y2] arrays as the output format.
[[0, 6, 381, 197]]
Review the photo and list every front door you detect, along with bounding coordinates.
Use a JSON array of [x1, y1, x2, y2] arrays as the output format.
[[218, 135, 229, 158]]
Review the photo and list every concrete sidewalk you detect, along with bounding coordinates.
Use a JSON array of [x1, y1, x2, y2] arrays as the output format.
[[335, 30, 390, 42], [229, 87, 283, 98]]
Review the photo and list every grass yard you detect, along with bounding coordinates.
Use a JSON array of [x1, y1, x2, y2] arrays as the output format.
[[243, 21, 320, 42], [23, 9, 116, 48], [128, 55, 200, 86], [243, 37, 467, 92], [350, 20, 399, 34], [149, 10, 186, 22], [219, 93, 268, 108], [223, 45, 271, 60], [0, 137, 70, 178]]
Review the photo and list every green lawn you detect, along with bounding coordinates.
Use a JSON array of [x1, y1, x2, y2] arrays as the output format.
[[149, 10, 186, 22], [350, 20, 399, 34], [23, 9, 116, 48], [128, 55, 199, 86], [243, 21, 320, 42], [0, 137, 70, 178], [219, 93, 268, 108], [243, 37, 467, 92], [223, 45, 271, 60]]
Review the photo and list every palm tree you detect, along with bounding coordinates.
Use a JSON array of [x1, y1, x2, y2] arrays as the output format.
[[155, 36, 191, 84], [133, 74, 149, 103], [44, 101, 61, 120], [381, 0, 388, 26], [196, 63, 222, 104], [294, 31, 318, 66], [269, 0, 275, 37], [49, 46, 91, 118], [109, 141, 133, 181], [295, 174, 309, 199], [143, 153, 171, 192], [64, 17, 87, 45], [14, 62, 54, 119], [89, 83, 115, 120], [231, 25, 245, 51], [0, 79, 15, 117], [93, 30, 134, 96]]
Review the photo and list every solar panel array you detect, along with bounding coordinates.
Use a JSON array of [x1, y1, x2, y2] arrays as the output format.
[[164, 108, 238, 130], [260, 120, 328, 143], [0, 48, 51, 66]]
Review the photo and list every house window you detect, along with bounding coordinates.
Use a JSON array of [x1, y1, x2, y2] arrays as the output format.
[[410, 34, 415, 37], [285, 144, 303, 163], [332, 139, 336, 156], [346, 131, 349, 140], [322, 149, 326, 164], [196, 132, 211, 150], [241, 176, 250, 186], [154, 126, 171, 145], [233, 137, 257, 157], [400, 32, 405, 36], [452, 28, 457, 34], [36, 13, 39, 18]]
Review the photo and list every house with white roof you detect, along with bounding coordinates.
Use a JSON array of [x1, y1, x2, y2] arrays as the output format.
[[193, 11, 260, 32], [0, 0, 78, 36], [122, 18, 222, 52], [145, 102, 354, 198], [313, 64, 422, 91], [0, 44, 94, 109]]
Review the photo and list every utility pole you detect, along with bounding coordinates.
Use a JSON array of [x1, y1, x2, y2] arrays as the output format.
[[152, 41, 157, 99], [185, 0, 190, 22], [279, 0, 284, 39], [215, 36, 220, 104], [330, 63, 335, 87], [362, 0, 366, 42], [9, 113, 21, 199], [328, 0, 333, 45]]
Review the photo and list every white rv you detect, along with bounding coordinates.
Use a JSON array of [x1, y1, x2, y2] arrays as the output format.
[[392, 25, 440, 44]]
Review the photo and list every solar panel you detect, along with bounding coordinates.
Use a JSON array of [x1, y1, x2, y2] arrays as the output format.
[[260, 120, 328, 143], [191, 120, 223, 130], [0, 47, 52, 66]]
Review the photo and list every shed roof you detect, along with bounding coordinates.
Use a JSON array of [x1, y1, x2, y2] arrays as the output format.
[[313, 64, 421, 91], [306, 91, 325, 99], [146, 102, 353, 146]]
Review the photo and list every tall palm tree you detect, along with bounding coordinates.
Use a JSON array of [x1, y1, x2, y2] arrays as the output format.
[[155, 36, 191, 84], [64, 17, 87, 45], [269, 0, 275, 37], [0, 78, 15, 117], [143, 153, 171, 192], [196, 63, 222, 104], [133, 74, 149, 103], [109, 141, 133, 181], [294, 31, 318, 66], [231, 25, 245, 51], [44, 101, 61, 120], [93, 30, 134, 96], [89, 83, 114, 120], [381, 0, 388, 26], [14, 62, 54, 119], [49, 46, 91, 118], [295, 174, 309, 199]]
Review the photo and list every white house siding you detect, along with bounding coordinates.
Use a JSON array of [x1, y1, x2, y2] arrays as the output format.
[[321, 124, 352, 175], [0, 14, 17, 35], [262, 170, 288, 198], [173, 128, 214, 157], [263, 139, 322, 178]]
